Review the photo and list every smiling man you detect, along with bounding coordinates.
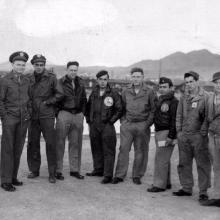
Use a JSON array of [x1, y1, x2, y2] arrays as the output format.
[[27, 54, 63, 183], [112, 67, 156, 185], [0, 51, 31, 192]]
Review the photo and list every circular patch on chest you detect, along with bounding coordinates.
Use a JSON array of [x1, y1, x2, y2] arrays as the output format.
[[161, 103, 169, 112], [104, 96, 114, 107]]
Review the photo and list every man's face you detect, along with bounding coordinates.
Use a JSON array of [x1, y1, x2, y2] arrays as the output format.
[[213, 79, 220, 93], [33, 62, 45, 74], [12, 60, 26, 74], [185, 76, 198, 92], [131, 71, 144, 86], [97, 74, 109, 88], [159, 83, 171, 95], [67, 65, 78, 79]]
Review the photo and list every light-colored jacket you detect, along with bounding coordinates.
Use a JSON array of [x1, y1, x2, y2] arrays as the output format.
[[207, 92, 220, 135], [121, 83, 156, 126], [176, 86, 209, 135]]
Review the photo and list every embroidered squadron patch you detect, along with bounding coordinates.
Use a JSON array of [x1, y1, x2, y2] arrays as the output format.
[[161, 103, 169, 112], [192, 102, 197, 108], [104, 96, 113, 107]]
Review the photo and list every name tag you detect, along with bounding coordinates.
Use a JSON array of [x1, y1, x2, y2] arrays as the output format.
[[192, 102, 197, 108]]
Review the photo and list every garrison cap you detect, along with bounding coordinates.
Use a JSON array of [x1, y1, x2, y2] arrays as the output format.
[[159, 77, 173, 87], [212, 72, 220, 82], [9, 51, 29, 63], [96, 70, 109, 78], [31, 54, 46, 64], [184, 71, 199, 81]]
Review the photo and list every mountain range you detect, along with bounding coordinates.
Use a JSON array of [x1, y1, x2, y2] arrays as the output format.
[[0, 49, 219, 80]]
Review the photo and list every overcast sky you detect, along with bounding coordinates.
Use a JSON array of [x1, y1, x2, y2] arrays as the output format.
[[0, 0, 220, 66]]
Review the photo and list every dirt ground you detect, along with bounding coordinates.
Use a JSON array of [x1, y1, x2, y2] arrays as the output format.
[[0, 136, 219, 220]]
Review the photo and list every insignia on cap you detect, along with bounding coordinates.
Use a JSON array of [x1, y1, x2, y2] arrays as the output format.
[[37, 54, 41, 58], [20, 52, 24, 57]]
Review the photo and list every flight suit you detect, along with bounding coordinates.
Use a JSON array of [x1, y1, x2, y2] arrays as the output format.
[[114, 83, 156, 179], [176, 87, 211, 195]]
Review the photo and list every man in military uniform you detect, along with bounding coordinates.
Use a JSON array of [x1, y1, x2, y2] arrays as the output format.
[[0, 51, 31, 191], [86, 70, 122, 184], [173, 71, 211, 203], [112, 67, 156, 185], [201, 72, 220, 207], [27, 54, 63, 183], [147, 77, 178, 192], [55, 61, 87, 180]]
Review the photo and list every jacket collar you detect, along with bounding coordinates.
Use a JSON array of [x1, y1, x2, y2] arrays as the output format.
[[184, 86, 205, 102], [7, 70, 27, 82], [127, 82, 149, 91], [62, 75, 78, 82], [159, 91, 175, 101], [93, 83, 112, 95], [29, 69, 49, 83]]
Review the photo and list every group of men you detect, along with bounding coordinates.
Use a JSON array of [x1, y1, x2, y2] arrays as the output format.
[[0, 51, 219, 208]]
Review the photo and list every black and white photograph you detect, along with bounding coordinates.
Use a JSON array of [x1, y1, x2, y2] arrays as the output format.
[[0, 0, 220, 219]]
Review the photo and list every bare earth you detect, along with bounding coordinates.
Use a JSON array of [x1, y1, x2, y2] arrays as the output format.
[[0, 136, 219, 220]]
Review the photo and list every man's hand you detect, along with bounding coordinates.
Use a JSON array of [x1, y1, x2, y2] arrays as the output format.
[[165, 137, 173, 147]]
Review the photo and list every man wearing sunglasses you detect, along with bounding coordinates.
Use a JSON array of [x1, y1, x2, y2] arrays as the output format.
[[27, 54, 63, 183]]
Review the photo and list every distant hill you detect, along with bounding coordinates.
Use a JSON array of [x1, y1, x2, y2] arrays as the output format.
[[0, 49, 219, 80]]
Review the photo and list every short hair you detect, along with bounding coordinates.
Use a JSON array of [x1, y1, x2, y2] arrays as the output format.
[[67, 61, 79, 68], [184, 71, 199, 81], [130, 67, 144, 75], [96, 70, 109, 79]]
